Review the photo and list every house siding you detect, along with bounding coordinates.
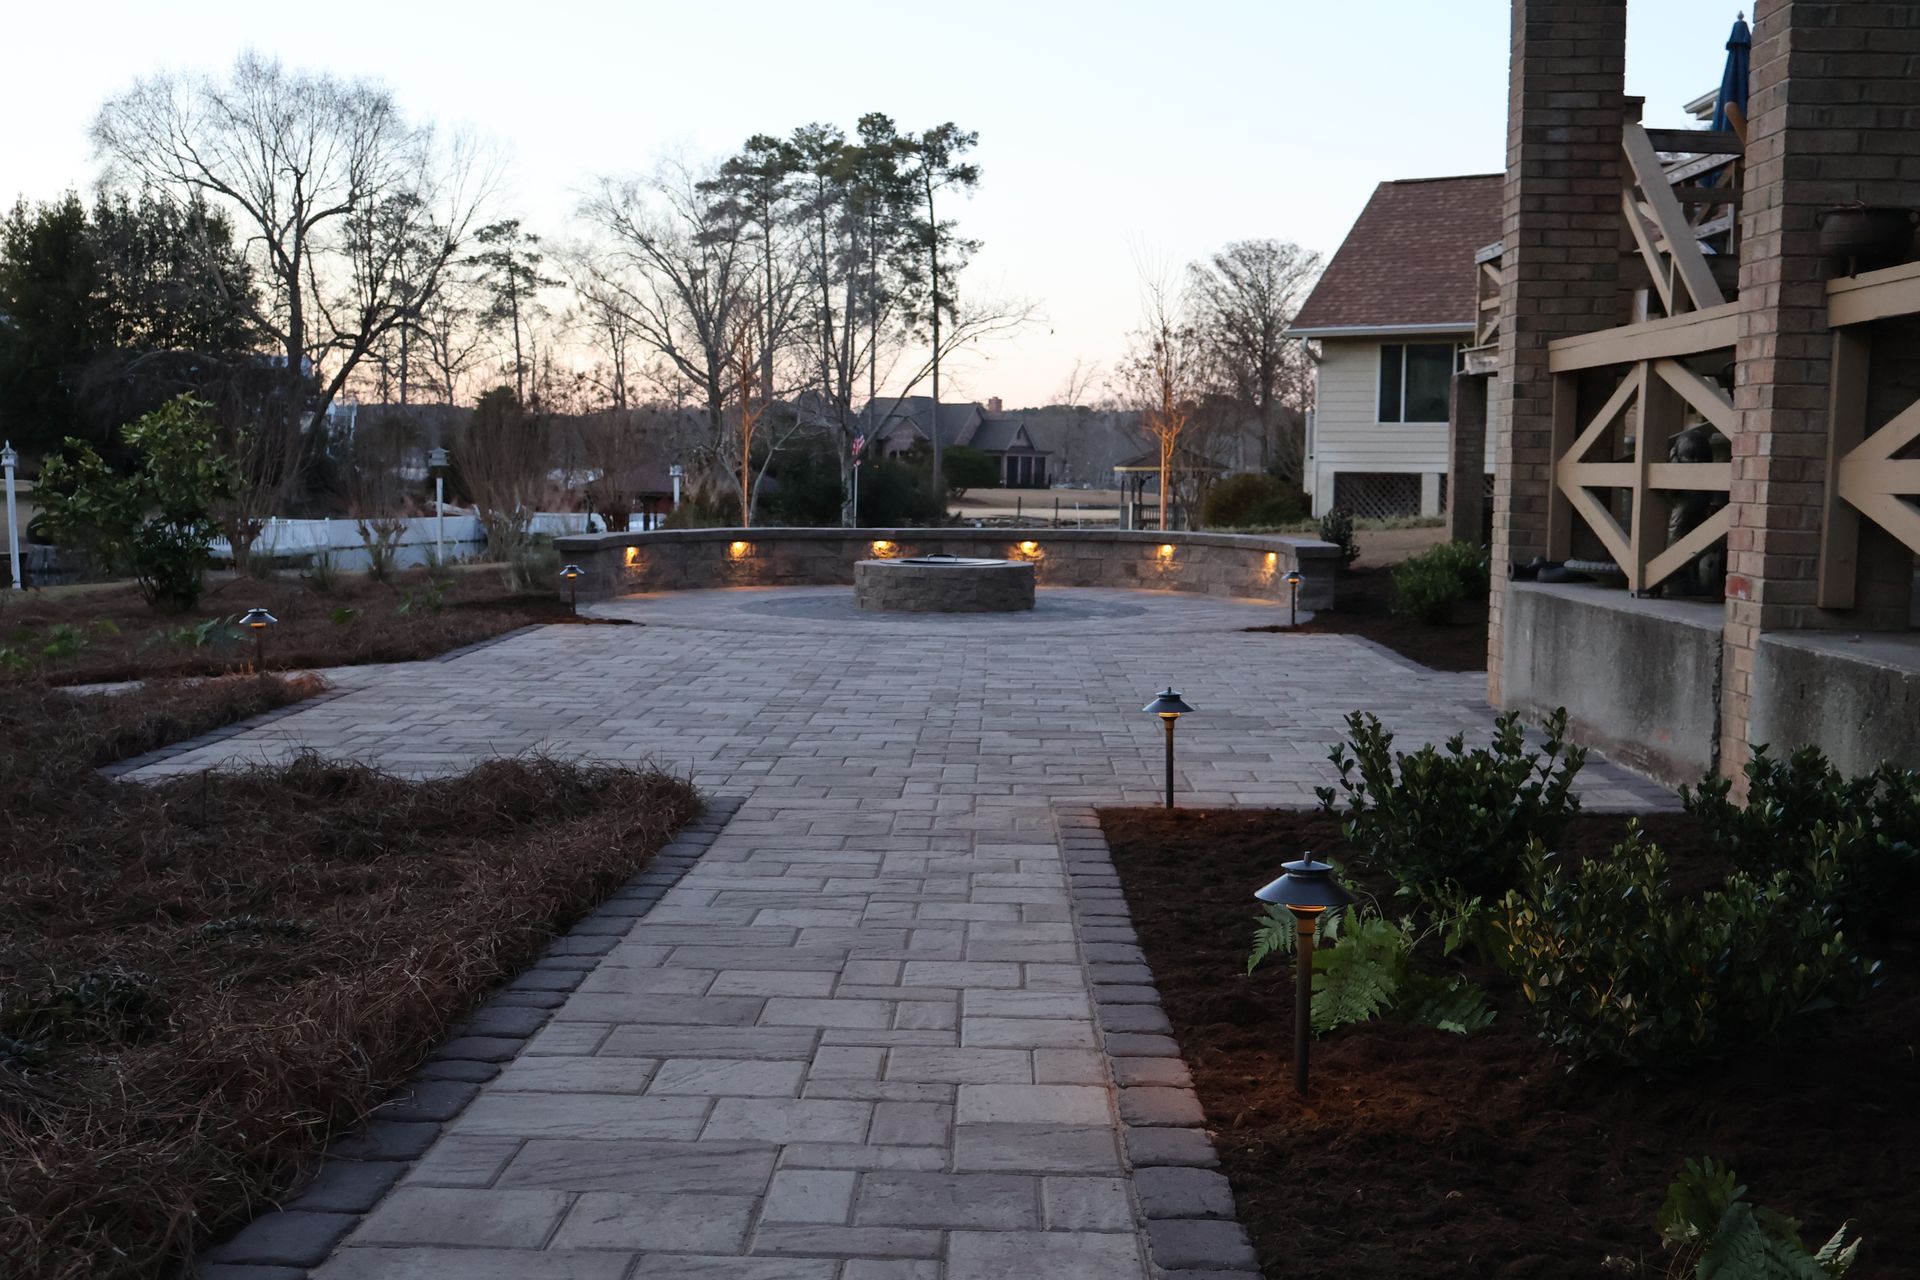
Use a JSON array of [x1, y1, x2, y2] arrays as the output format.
[[1305, 336, 1496, 518]]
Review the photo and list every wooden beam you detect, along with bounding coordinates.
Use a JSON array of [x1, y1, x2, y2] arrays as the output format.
[[1817, 328, 1870, 608], [1548, 303, 1741, 372], [1565, 366, 1643, 468], [1632, 363, 1683, 591], [1547, 374, 1578, 560], [1622, 190, 1676, 315], [1644, 506, 1732, 590], [1828, 260, 1920, 328], [1624, 123, 1727, 311], [1651, 359, 1738, 435], [1647, 462, 1733, 491], [1644, 127, 1743, 157], [1563, 482, 1635, 571]]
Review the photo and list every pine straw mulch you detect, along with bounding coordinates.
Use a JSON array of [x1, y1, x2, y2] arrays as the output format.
[[2, 565, 630, 688], [1098, 806, 1919, 1280], [0, 678, 702, 1280]]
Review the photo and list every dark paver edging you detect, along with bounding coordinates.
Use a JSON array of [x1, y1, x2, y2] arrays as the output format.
[[101, 686, 354, 778], [190, 794, 745, 1278], [1055, 802, 1263, 1279]]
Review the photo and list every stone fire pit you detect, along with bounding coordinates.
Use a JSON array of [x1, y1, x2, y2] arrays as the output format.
[[853, 555, 1036, 613]]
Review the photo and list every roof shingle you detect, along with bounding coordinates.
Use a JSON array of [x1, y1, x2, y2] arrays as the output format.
[[1289, 174, 1502, 335]]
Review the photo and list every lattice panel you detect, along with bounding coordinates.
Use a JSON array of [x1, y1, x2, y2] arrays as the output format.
[[1333, 472, 1422, 520]]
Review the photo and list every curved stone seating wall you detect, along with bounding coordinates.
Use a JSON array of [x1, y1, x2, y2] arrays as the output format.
[[553, 527, 1342, 610]]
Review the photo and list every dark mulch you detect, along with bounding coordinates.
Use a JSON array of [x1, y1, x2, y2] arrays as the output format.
[[1099, 805, 1917, 1280], [1246, 566, 1488, 671], [2, 567, 630, 688], [0, 680, 701, 1280]]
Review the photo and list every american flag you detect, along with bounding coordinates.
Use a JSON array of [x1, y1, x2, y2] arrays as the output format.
[[852, 434, 867, 458]]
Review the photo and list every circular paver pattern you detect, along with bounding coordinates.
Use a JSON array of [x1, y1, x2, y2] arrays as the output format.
[[588, 585, 1291, 635]]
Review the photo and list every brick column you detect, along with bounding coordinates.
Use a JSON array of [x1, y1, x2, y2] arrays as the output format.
[[1488, 0, 1628, 704], [1719, 0, 1920, 777], [1446, 372, 1489, 544]]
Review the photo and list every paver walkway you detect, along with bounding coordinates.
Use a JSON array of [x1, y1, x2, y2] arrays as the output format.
[[145, 587, 1672, 1279]]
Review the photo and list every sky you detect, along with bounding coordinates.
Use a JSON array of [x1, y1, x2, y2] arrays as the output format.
[[5, 0, 1746, 409]]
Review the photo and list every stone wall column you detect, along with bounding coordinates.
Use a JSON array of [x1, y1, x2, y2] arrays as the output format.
[[1489, 0, 1629, 704], [1719, 0, 1920, 779], [1446, 372, 1489, 544]]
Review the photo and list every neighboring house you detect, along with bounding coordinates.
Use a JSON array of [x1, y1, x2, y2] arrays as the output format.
[[1287, 174, 1503, 519], [856, 395, 1053, 488]]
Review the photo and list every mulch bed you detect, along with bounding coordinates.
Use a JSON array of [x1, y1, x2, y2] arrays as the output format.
[[0, 679, 701, 1280], [1099, 806, 1917, 1280], [2, 566, 629, 688], [1247, 566, 1488, 672]]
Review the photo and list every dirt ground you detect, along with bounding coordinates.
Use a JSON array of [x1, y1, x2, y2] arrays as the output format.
[[1099, 805, 1917, 1280]]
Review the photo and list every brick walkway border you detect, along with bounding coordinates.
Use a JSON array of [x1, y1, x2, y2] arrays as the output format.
[[193, 796, 745, 1279], [1056, 802, 1262, 1278]]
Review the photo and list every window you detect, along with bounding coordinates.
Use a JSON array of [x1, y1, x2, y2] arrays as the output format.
[[1378, 343, 1458, 423]]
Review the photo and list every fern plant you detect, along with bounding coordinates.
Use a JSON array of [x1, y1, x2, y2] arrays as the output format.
[[1658, 1158, 1859, 1279], [1249, 904, 1492, 1036]]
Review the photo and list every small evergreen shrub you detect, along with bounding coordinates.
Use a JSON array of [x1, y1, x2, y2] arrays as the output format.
[[1319, 507, 1360, 565], [1391, 539, 1491, 624], [1317, 708, 1586, 904], [1201, 473, 1308, 529], [1491, 829, 1878, 1068], [1682, 746, 1919, 937]]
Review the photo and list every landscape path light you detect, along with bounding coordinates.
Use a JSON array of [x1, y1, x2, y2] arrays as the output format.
[[240, 607, 278, 673], [1285, 568, 1304, 628], [1255, 856, 1354, 1096], [2, 441, 19, 590], [1141, 687, 1195, 810], [428, 446, 450, 569], [560, 563, 584, 615]]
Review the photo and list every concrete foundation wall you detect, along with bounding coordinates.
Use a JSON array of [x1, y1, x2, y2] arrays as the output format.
[[552, 527, 1343, 611], [1502, 583, 1724, 788], [1751, 633, 1920, 776]]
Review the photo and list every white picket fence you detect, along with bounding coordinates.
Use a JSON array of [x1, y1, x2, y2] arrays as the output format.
[[208, 510, 607, 562]]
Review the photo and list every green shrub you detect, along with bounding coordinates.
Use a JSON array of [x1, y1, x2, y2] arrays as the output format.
[[1682, 746, 1919, 937], [763, 446, 848, 526], [1491, 828, 1878, 1068], [942, 445, 999, 502], [1391, 540, 1491, 624], [1201, 473, 1309, 529], [1317, 708, 1586, 904], [31, 395, 235, 611], [857, 459, 945, 527], [504, 539, 560, 594], [1657, 1157, 1860, 1279], [1319, 507, 1359, 565]]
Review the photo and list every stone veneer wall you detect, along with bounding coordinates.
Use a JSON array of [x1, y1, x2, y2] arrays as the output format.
[[551, 527, 1342, 610]]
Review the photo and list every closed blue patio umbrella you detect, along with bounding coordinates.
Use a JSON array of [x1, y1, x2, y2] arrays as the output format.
[[1710, 12, 1752, 136]]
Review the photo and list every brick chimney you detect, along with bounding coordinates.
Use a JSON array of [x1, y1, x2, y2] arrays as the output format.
[[987, 396, 1003, 415]]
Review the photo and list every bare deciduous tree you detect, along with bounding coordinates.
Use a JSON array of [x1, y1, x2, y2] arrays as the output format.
[[93, 51, 490, 505], [579, 159, 753, 450], [1114, 265, 1205, 531], [1186, 239, 1320, 480]]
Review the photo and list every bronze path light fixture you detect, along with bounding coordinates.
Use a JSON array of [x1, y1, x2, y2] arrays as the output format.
[[1142, 687, 1194, 810], [239, 607, 278, 673], [1285, 569, 1304, 628], [560, 563, 584, 616], [1256, 856, 1354, 1095]]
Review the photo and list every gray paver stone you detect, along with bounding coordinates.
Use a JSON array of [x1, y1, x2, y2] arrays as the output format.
[[208, 1211, 357, 1266], [1126, 1126, 1222, 1168], [1146, 1218, 1260, 1271], [1135, 1166, 1238, 1220]]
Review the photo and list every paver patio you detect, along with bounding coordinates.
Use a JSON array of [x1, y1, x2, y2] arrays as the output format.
[[152, 586, 1671, 1278]]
